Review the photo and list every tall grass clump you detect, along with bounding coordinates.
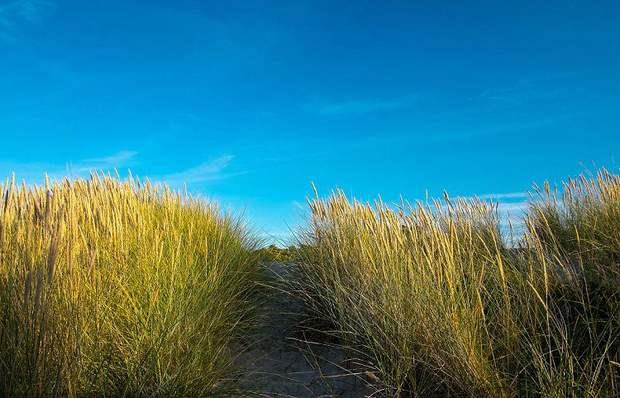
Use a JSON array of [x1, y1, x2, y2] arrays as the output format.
[[0, 173, 261, 397], [293, 171, 619, 397], [526, 170, 619, 396]]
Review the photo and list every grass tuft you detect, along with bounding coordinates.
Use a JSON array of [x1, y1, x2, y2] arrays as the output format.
[[292, 170, 619, 397], [0, 173, 262, 397]]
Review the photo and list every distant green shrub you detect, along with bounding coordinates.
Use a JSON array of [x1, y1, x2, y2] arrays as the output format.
[[255, 244, 299, 263]]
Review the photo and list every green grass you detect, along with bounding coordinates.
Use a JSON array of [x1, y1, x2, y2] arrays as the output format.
[[0, 174, 262, 397], [291, 171, 619, 397]]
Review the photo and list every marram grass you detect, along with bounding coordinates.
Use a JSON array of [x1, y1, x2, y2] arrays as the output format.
[[292, 171, 619, 397], [0, 173, 261, 397]]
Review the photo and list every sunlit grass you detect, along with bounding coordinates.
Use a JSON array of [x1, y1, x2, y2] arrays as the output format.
[[292, 170, 619, 397], [0, 173, 262, 397]]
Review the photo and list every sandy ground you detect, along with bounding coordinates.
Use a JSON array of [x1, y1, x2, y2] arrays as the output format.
[[238, 263, 377, 397]]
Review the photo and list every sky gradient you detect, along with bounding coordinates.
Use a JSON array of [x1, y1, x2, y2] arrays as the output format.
[[1, 0, 619, 242]]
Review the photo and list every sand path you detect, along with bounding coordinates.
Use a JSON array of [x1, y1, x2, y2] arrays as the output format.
[[239, 263, 375, 397]]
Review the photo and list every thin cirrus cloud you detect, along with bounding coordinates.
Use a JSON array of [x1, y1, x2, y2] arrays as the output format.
[[474, 192, 529, 200], [74, 150, 139, 173], [0, 0, 54, 43], [466, 191, 532, 212], [54, 149, 138, 178], [452, 191, 534, 235], [316, 94, 416, 116], [160, 155, 247, 187], [0, 150, 138, 183], [0, 152, 244, 189]]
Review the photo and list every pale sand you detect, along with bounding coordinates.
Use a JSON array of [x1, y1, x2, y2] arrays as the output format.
[[238, 263, 378, 397]]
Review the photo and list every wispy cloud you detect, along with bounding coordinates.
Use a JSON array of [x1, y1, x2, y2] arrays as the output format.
[[450, 191, 534, 239], [291, 200, 305, 211], [497, 200, 533, 241], [470, 71, 583, 108], [160, 155, 246, 187], [316, 94, 416, 116], [0, 150, 138, 183], [460, 191, 529, 201], [0, 0, 53, 43], [497, 201, 531, 227], [65, 150, 138, 176], [0, 152, 245, 189], [82, 150, 138, 169]]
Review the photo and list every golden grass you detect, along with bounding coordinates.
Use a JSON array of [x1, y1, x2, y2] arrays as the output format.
[[0, 173, 261, 397], [293, 171, 619, 397]]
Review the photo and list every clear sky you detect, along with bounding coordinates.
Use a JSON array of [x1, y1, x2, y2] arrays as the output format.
[[1, 0, 619, 243]]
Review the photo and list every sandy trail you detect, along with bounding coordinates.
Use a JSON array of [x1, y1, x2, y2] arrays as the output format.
[[239, 263, 374, 397]]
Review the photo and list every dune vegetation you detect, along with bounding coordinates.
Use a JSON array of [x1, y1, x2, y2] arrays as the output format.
[[0, 169, 618, 397], [292, 170, 619, 397], [0, 174, 262, 397]]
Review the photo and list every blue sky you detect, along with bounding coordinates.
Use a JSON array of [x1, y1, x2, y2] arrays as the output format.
[[1, 0, 619, 243]]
